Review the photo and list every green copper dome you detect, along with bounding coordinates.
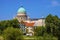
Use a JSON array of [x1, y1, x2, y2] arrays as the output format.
[[17, 7, 26, 13]]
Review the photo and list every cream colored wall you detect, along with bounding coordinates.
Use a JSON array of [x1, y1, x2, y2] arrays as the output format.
[[25, 19, 45, 26], [33, 19, 45, 26], [17, 13, 26, 16], [16, 13, 27, 22]]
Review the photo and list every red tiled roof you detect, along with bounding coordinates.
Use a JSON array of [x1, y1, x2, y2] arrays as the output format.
[[24, 22, 35, 27]]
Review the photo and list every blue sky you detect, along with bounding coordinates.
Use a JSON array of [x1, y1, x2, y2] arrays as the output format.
[[0, 0, 60, 20]]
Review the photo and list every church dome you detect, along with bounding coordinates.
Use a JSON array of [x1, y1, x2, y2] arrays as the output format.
[[17, 7, 26, 13]]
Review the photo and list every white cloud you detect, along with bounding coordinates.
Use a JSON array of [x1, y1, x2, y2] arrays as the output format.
[[51, 1, 60, 6]]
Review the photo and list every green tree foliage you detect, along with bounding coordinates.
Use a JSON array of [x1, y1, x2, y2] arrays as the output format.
[[3, 27, 23, 40], [45, 14, 53, 33], [45, 14, 59, 34], [9, 19, 20, 28], [45, 14, 60, 40], [0, 19, 19, 31], [34, 26, 45, 36]]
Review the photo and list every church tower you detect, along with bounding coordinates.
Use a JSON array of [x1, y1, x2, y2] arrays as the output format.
[[16, 6, 27, 22]]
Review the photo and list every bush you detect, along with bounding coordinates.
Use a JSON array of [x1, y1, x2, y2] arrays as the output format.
[[43, 33, 58, 40], [3, 27, 23, 40], [0, 30, 2, 35], [0, 36, 4, 40]]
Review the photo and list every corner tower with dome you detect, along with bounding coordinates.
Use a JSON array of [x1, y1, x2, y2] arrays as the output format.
[[16, 6, 27, 22]]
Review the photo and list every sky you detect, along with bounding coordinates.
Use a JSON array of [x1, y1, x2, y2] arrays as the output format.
[[0, 0, 60, 20]]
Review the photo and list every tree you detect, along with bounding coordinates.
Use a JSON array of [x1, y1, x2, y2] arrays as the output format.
[[45, 14, 53, 34], [3, 27, 23, 40], [0, 19, 20, 31], [34, 26, 45, 36], [9, 19, 20, 28], [45, 14, 60, 40]]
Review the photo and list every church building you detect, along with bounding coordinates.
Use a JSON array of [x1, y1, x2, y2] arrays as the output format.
[[15, 6, 45, 36]]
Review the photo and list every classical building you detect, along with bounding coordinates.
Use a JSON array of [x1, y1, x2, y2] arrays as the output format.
[[15, 6, 45, 36]]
